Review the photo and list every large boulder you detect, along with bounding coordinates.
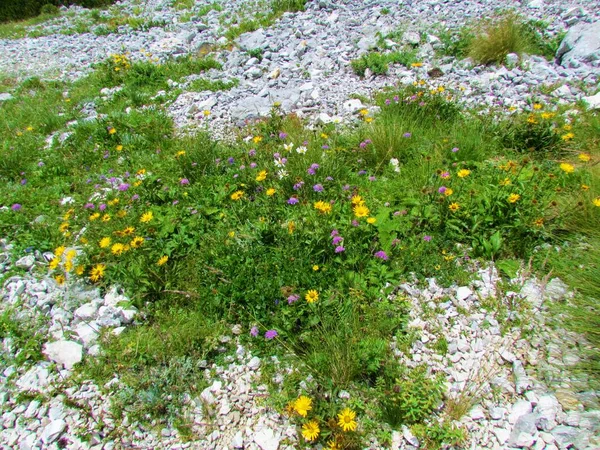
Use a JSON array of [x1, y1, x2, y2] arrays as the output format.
[[557, 21, 600, 67]]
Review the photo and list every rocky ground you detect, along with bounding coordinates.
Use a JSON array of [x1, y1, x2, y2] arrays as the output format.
[[1, 0, 600, 448]]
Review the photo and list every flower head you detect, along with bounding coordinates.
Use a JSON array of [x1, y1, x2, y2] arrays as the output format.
[[353, 204, 370, 218], [266, 188, 276, 196], [578, 153, 591, 162], [335, 246, 345, 253], [374, 251, 388, 260], [157, 255, 169, 266], [457, 169, 471, 178], [265, 329, 278, 339], [337, 408, 357, 432], [449, 202, 460, 212], [140, 211, 153, 223], [11, 203, 22, 211], [231, 191, 244, 201], [560, 163, 574, 174], [314, 201, 332, 214], [89, 264, 106, 282], [305, 290, 319, 303], [508, 193, 521, 203], [293, 396, 312, 417], [99, 237, 111, 248], [256, 170, 267, 182], [250, 326, 259, 337], [111, 243, 125, 256], [302, 420, 320, 442]]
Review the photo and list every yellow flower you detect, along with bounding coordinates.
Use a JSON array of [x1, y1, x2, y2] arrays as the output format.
[[563, 124, 572, 131], [353, 204, 370, 218], [133, 180, 142, 187], [578, 153, 591, 162], [287, 221, 296, 234], [526, 115, 537, 124], [131, 236, 144, 248], [116, 145, 123, 151], [367, 217, 376, 224], [231, 190, 244, 201], [358, 109, 368, 116], [101, 214, 110, 222], [54, 274, 66, 285], [63, 209, 74, 220], [314, 201, 332, 214], [305, 290, 319, 303], [123, 226, 135, 235], [89, 264, 106, 282], [302, 420, 320, 442], [593, 197, 600, 207], [293, 396, 312, 417], [321, 133, 329, 139], [581, 184, 589, 191], [559, 163, 574, 174], [253, 136, 263, 144], [140, 211, 153, 223], [65, 249, 77, 261], [508, 193, 521, 203], [533, 218, 544, 227], [561, 132, 574, 141], [444, 188, 453, 196], [108, 198, 119, 206], [449, 202, 460, 212], [540, 112, 555, 120], [54, 246, 66, 257], [437, 86, 445, 92], [111, 243, 125, 256], [457, 169, 471, 178], [256, 170, 267, 182], [228, 231, 235, 238], [533, 103, 542, 110], [176, 151, 186, 158], [203, 110, 210, 117], [80, 237, 88, 244], [312, 265, 319, 271], [59, 222, 69, 233], [99, 237, 111, 248], [157, 255, 169, 266], [266, 188, 276, 196], [26, 126, 33, 131], [365, 117, 373, 123], [108, 127, 116, 135], [337, 408, 357, 432], [75, 265, 85, 276], [64, 260, 73, 273], [117, 209, 127, 218], [327, 440, 341, 450], [351, 195, 364, 205], [499, 178, 511, 186], [48, 258, 60, 270], [411, 62, 423, 67]]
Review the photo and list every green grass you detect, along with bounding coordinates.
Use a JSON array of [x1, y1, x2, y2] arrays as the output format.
[[1, 55, 599, 446], [188, 78, 238, 92], [351, 50, 418, 77], [0, 12, 60, 39]]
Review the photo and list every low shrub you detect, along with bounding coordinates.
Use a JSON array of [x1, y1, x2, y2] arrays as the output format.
[[0, 0, 116, 23]]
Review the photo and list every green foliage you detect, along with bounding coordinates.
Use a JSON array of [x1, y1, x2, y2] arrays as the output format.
[[375, 366, 445, 426], [0, 0, 116, 23], [350, 50, 417, 77], [498, 109, 567, 156], [0, 307, 46, 365], [188, 78, 239, 92], [271, 0, 307, 14], [436, 27, 475, 59], [412, 422, 467, 449]]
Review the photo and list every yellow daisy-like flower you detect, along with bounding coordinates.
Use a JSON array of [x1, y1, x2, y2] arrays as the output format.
[[526, 115, 537, 124], [561, 132, 575, 141], [253, 136, 263, 144], [157, 255, 169, 266], [64, 260, 73, 273], [101, 214, 110, 222], [367, 217, 376, 224], [337, 408, 357, 432], [116, 210, 127, 218], [358, 109, 368, 116], [287, 221, 296, 234], [80, 237, 88, 245], [59, 222, 69, 233], [351, 195, 364, 205], [353, 204, 370, 218], [314, 201, 332, 214], [533, 218, 544, 227], [131, 236, 144, 248], [312, 265, 319, 271], [228, 231, 235, 238], [116, 145, 123, 151], [266, 188, 276, 196], [533, 103, 542, 110], [140, 211, 153, 223], [444, 188, 453, 196], [65, 249, 77, 261], [449, 202, 460, 212], [89, 264, 106, 282], [302, 420, 320, 442], [203, 110, 210, 117], [54, 246, 66, 257], [48, 258, 60, 270], [411, 62, 423, 68], [305, 290, 319, 303], [256, 170, 267, 182], [457, 169, 471, 178], [176, 151, 186, 158], [75, 265, 85, 276], [108, 198, 119, 206], [231, 190, 244, 201], [111, 243, 125, 256], [559, 163, 574, 174], [365, 117, 373, 123], [122, 226, 135, 235], [578, 153, 591, 162], [581, 184, 590, 191], [54, 274, 66, 285], [540, 112, 555, 120], [133, 180, 142, 187], [593, 197, 600, 207], [108, 127, 116, 135], [508, 193, 521, 203], [499, 178, 511, 186], [293, 396, 312, 417], [99, 237, 111, 248]]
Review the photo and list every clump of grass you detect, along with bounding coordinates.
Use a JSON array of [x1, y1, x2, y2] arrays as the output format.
[[271, 0, 307, 14], [351, 50, 417, 77], [188, 78, 239, 92], [467, 12, 539, 65]]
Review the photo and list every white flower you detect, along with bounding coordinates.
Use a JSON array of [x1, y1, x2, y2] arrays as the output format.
[[390, 158, 400, 173], [332, 116, 343, 124], [277, 169, 289, 179], [296, 146, 307, 155], [274, 157, 286, 168], [283, 142, 294, 152]]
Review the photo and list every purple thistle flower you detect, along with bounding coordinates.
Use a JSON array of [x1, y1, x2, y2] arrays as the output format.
[[248, 149, 256, 157], [274, 152, 280, 159], [109, 177, 117, 184], [250, 162, 257, 169], [438, 186, 447, 194], [322, 145, 329, 150], [342, 184, 350, 191], [423, 235, 432, 242], [265, 329, 278, 339], [250, 326, 259, 337], [11, 203, 22, 211], [330, 229, 339, 237], [307, 168, 316, 175], [385, 98, 391, 105], [359, 141, 367, 149], [20, 179, 27, 185], [84, 203, 94, 209], [368, 176, 376, 182], [393, 95, 399, 102], [452, 147, 459, 153], [287, 294, 300, 304], [332, 236, 344, 245], [403, 132, 412, 138], [326, 176, 334, 181], [132, 194, 140, 201], [352, 220, 359, 227], [287, 197, 299, 205], [313, 184, 324, 192], [38, 161, 45, 167], [310, 163, 320, 170], [293, 181, 304, 191], [240, 165, 246, 170], [118, 183, 130, 191], [335, 246, 345, 253], [374, 251, 389, 260], [99, 204, 107, 211], [180, 178, 190, 185], [358, 170, 367, 176], [228, 157, 235, 165], [279, 132, 288, 140]]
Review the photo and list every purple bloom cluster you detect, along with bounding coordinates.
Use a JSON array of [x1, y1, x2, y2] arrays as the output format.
[[293, 181, 304, 191], [265, 329, 278, 339], [11, 204, 22, 211], [287, 197, 299, 205], [313, 184, 324, 192], [180, 178, 190, 185], [250, 326, 259, 337], [287, 294, 300, 304], [330, 230, 345, 253], [248, 149, 256, 157], [374, 250, 389, 260], [307, 163, 320, 175]]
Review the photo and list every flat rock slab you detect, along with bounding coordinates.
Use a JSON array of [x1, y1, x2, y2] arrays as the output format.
[[43, 340, 83, 370]]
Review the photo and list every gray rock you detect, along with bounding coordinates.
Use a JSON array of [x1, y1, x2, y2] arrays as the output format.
[[509, 400, 533, 424], [535, 394, 560, 431], [248, 356, 261, 370], [0, 93, 13, 102], [513, 360, 532, 394], [237, 29, 267, 51], [584, 92, 600, 109], [16, 255, 36, 269], [41, 419, 66, 444], [506, 53, 519, 65], [231, 431, 244, 448], [550, 425, 578, 448], [403, 31, 420, 45], [557, 21, 600, 67], [253, 427, 280, 450], [43, 340, 83, 370], [74, 302, 99, 321], [508, 413, 537, 447]]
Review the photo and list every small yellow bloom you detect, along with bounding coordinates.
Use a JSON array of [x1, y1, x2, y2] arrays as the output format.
[[59, 222, 69, 233], [54, 246, 66, 257], [54, 274, 66, 285], [101, 214, 110, 222], [116, 145, 123, 151], [65, 249, 77, 261], [131, 236, 144, 248], [437, 86, 445, 92], [367, 217, 376, 224], [256, 170, 267, 182], [89, 264, 106, 282], [203, 110, 210, 117], [327, 440, 341, 450], [314, 201, 332, 214], [365, 117, 373, 123], [312, 265, 319, 271], [337, 407, 357, 432], [301, 420, 320, 442], [305, 290, 319, 303], [533, 103, 542, 110], [353, 204, 370, 218], [123, 226, 135, 235], [253, 136, 263, 144], [499, 178, 511, 186], [559, 163, 575, 174], [449, 202, 460, 212], [99, 237, 111, 248], [111, 243, 125, 256], [593, 197, 600, 207], [358, 109, 368, 116], [561, 132, 575, 141], [157, 255, 169, 266], [108, 198, 119, 206], [321, 133, 329, 139], [140, 211, 153, 223], [411, 62, 423, 68], [26, 126, 33, 131], [533, 218, 544, 227], [75, 265, 85, 276], [578, 153, 591, 162], [540, 112, 555, 120], [581, 184, 590, 191], [527, 115, 537, 124], [108, 127, 116, 135], [231, 190, 244, 201], [508, 193, 521, 203], [351, 195, 364, 205], [444, 188, 453, 196], [457, 169, 471, 178], [228, 231, 235, 238], [563, 124, 572, 131], [293, 396, 312, 417], [48, 258, 60, 270], [287, 221, 296, 234], [116, 209, 127, 218], [266, 188, 276, 196], [64, 260, 73, 273], [176, 151, 186, 158]]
